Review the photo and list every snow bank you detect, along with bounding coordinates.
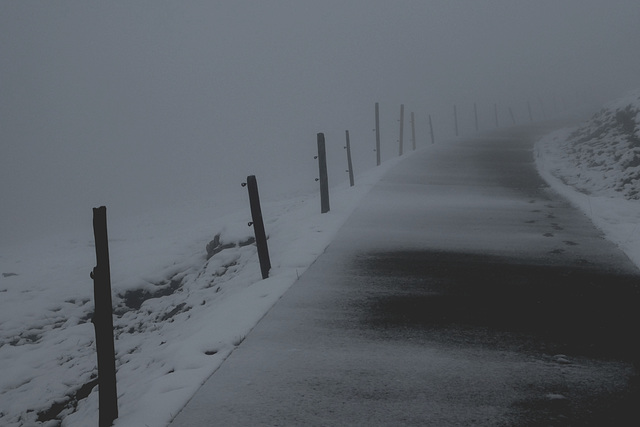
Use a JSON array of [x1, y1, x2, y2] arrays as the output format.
[[0, 153, 408, 427], [536, 88, 640, 267]]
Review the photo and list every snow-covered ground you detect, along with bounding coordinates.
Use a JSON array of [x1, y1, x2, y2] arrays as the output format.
[[0, 155, 407, 427], [2, 89, 639, 427], [536, 89, 640, 267]]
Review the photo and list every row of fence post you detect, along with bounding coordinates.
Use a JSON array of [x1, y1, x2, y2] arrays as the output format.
[[448, 100, 543, 136]]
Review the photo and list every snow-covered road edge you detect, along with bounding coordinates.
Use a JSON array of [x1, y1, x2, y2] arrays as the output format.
[[535, 130, 640, 269]]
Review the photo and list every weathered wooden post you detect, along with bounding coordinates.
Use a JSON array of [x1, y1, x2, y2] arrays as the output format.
[[244, 176, 271, 279], [317, 133, 330, 213], [90, 206, 118, 427], [428, 114, 435, 144], [345, 130, 355, 187], [494, 103, 499, 128], [509, 107, 516, 125], [375, 102, 381, 166], [474, 102, 479, 132], [527, 100, 533, 122], [398, 104, 404, 156], [410, 112, 416, 150], [454, 104, 459, 137]]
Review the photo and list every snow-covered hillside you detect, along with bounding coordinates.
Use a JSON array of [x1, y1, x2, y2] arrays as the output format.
[[536, 89, 640, 267], [538, 90, 640, 199], [0, 156, 406, 427]]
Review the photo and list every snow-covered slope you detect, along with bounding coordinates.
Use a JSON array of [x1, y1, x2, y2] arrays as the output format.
[[536, 89, 640, 267], [0, 156, 406, 427], [538, 90, 640, 199]]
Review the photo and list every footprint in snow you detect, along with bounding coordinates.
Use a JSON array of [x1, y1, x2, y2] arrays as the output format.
[[553, 354, 572, 364], [545, 393, 568, 400]]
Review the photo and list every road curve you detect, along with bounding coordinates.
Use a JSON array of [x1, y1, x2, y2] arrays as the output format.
[[171, 123, 640, 426]]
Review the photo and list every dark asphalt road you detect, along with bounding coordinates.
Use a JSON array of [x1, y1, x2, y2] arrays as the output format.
[[171, 124, 640, 426]]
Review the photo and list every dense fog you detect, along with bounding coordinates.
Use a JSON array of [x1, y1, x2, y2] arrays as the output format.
[[2, 0, 639, 246]]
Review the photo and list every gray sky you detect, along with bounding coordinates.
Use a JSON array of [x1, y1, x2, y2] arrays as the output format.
[[2, 0, 640, 246]]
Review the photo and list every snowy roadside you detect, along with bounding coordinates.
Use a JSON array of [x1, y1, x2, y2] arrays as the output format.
[[0, 153, 409, 427], [535, 89, 640, 268]]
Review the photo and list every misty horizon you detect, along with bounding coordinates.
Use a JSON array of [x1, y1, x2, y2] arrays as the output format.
[[2, 0, 639, 246]]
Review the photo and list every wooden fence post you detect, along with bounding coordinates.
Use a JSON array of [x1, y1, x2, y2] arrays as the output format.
[[91, 206, 118, 427], [317, 133, 330, 213], [474, 102, 479, 132], [398, 104, 404, 156], [345, 130, 354, 187], [429, 114, 435, 144], [454, 104, 459, 137], [375, 102, 381, 166], [244, 176, 271, 279], [410, 112, 416, 151]]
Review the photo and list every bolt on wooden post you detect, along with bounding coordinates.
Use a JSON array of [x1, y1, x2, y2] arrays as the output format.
[[345, 130, 354, 187], [375, 102, 381, 166], [398, 104, 404, 156], [317, 133, 330, 213], [244, 175, 271, 279], [90, 206, 118, 427]]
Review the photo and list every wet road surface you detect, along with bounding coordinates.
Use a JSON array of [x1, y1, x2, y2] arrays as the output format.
[[171, 124, 640, 426]]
